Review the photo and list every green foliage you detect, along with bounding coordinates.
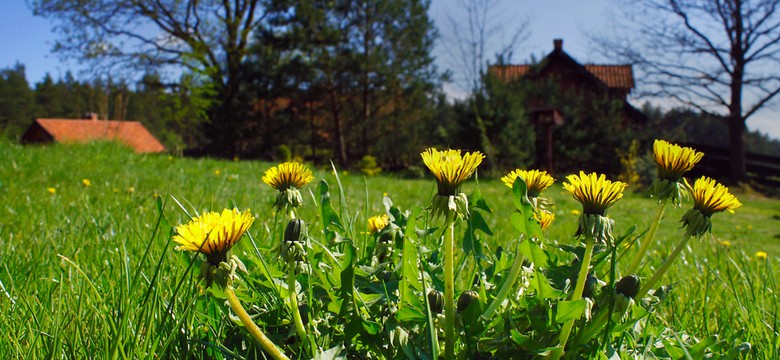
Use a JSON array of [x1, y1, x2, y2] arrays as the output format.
[[357, 155, 382, 177], [273, 144, 292, 163], [1, 141, 779, 358], [0, 63, 34, 140]]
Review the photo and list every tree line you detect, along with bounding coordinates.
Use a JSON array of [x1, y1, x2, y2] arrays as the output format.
[[1, 0, 778, 181]]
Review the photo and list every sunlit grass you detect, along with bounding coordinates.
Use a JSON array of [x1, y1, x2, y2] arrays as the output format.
[[0, 140, 778, 358]]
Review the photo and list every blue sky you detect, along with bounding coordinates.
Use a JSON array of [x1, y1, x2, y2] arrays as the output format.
[[1, 0, 778, 139]]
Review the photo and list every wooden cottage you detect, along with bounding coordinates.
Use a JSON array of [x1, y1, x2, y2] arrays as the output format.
[[21, 114, 166, 153], [489, 39, 644, 172]]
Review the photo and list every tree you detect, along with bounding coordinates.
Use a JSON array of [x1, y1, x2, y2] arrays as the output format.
[[32, 0, 270, 155], [258, 0, 441, 167], [439, 0, 530, 94], [597, 0, 780, 182], [0, 63, 35, 140]]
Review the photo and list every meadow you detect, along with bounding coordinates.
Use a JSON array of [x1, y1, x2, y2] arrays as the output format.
[[1, 140, 778, 358]]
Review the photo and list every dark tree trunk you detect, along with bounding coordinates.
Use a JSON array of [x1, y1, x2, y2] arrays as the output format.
[[727, 115, 747, 182]]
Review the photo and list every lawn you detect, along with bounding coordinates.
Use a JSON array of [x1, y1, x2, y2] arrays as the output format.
[[1, 140, 778, 358]]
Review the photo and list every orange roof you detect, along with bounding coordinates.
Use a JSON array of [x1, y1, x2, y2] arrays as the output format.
[[489, 64, 635, 90], [583, 65, 635, 90], [30, 119, 166, 153]]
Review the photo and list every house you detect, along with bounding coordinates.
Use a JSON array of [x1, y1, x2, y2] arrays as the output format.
[[488, 39, 645, 172], [21, 114, 166, 153]]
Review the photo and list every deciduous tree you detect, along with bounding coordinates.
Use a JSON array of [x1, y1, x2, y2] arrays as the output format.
[[597, 0, 780, 182]]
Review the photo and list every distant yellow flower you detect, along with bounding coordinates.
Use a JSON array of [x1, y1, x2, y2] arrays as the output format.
[[534, 210, 555, 230], [262, 162, 314, 191], [368, 214, 390, 235], [571, 209, 581, 216], [173, 209, 255, 265], [82, 179, 91, 187], [214, 170, 221, 176], [47, 187, 56, 194], [690, 177, 742, 217], [501, 169, 554, 198], [756, 251, 768, 260], [719, 240, 731, 247], [421, 148, 485, 196], [127, 187, 135, 194], [563, 172, 627, 216], [653, 140, 704, 181]]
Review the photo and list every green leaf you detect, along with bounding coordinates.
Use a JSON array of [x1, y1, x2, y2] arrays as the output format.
[[511, 176, 531, 211], [511, 212, 527, 234], [469, 186, 492, 214], [688, 335, 719, 359], [400, 206, 423, 307], [533, 271, 566, 299], [395, 306, 426, 323], [555, 299, 587, 323], [470, 211, 493, 236], [318, 180, 345, 238]]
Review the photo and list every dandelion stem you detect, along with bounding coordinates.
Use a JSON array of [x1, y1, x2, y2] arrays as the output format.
[[444, 211, 456, 359], [482, 237, 525, 320], [635, 234, 692, 300], [225, 286, 289, 360], [626, 199, 667, 274], [287, 266, 310, 354], [552, 235, 596, 360]]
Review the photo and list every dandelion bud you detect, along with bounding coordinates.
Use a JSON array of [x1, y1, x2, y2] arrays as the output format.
[[428, 290, 444, 314], [457, 290, 479, 313], [582, 274, 599, 299], [284, 219, 307, 244], [616, 274, 641, 299], [282, 219, 308, 269]]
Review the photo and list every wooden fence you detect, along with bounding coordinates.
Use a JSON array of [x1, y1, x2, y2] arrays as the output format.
[[680, 142, 780, 188]]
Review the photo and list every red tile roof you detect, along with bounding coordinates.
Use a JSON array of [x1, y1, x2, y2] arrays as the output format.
[[583, 65, 635, 90], [489, 64, 635, 90], [29, 119, 166, 153]]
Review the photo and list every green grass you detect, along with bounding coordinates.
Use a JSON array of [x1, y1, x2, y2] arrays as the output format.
[[1, 140, 778, 358]]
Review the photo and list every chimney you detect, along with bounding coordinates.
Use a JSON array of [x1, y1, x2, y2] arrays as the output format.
[[553, 39, 563, 51]]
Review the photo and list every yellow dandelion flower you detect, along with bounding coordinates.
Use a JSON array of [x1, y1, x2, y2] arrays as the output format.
[[534, 210, 555, 230], [47, 187, 56, 194], [127, 187, 135, 194], [719, 240, 731, 247], [173, 208, 254, 265], [262, 162, 314, 191], [501, 169, 555, 198], [690, 177, 742, 217], [421, 148, 485, 196], [681, 177, 741, 237], [82, 179, 91, 187], [571, 209, 581, 216], [214, 170, 221, 176], [563, 172, 627, 216], [756, 251, 768, 260], [653, 140, 704, 181], [368, 214, 390, 235]]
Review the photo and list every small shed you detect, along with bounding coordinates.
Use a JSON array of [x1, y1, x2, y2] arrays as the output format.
[[21, 114, 166, 153]]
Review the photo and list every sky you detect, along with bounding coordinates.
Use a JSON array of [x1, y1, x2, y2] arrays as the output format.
[[1, 0, 778, 140]]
